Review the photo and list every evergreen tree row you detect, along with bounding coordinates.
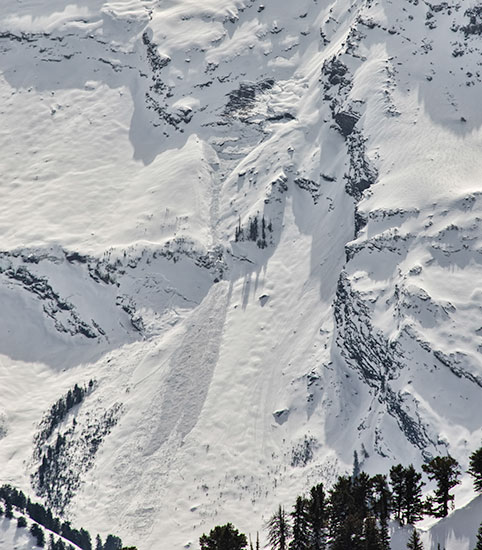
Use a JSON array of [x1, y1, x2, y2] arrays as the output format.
[[200, 444, 482, 550], [0, 484, 134, 550]]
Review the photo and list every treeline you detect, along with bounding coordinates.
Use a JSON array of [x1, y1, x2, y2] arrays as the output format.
[[0, 484, 135, 550], [200, 446, 482, 550]]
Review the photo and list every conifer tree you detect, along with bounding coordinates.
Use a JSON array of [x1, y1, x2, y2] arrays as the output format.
[[422, 456, 461, 518], [328, 476, 363, 550], [199, 523, 247, 550], [307, 483, 326, 550], [79, 528, 92, 550], [289, 497, 311, 550], [403, 465, 424, 524], [328, 476, 353, 540], [333, 515, 364, 550], [352, 472, 372, 520], [362, 517, 383, 550], [371, 474, 391, 550], [406, 528, 424, 550], [266, 506, 291, 550], [104, 535, 123, 550], [474, 522, 482, 550], [17, 516, 27, 528], [31, 524, 46, 548], [95, 535, 103, 550], [468, 446, 482, 493], [5, 502, 13, 519], [389, 465, 405, 523]]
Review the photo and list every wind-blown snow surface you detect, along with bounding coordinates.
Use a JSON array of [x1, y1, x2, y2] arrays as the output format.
[[1, 0, 481, 548]]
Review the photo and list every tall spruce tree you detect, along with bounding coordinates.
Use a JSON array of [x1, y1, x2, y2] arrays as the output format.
[[403, 465, 425, 524], [289, 497, 311, 550], [389, 464, 405, 523], [328, 476, 353, 543], [353, 473, 372, 520], [307, 483, 326, 550], [422, 456, 461, 518], [328, 476, 364, 550], [468, 446, 482, 493], [266, 506, 291, 550], [362, 517, 383, 550], [406, 529, 424, 550], [371, 474, 391, 550]]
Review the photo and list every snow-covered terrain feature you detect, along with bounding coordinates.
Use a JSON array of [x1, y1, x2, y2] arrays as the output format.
[[1, 0, 481, 548]]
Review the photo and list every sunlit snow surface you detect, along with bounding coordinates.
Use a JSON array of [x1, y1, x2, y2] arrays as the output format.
[[1, 0, 481, 548]]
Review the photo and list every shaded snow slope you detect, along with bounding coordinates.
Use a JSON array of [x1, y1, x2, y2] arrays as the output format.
[[1, 0, 481, 548], [0, 513, 83, 550], [0, 517, 38, 550]]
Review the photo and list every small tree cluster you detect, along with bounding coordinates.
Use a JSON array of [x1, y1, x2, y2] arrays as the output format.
[[389, 465, 424, 524], [234, 215, 273, 249]]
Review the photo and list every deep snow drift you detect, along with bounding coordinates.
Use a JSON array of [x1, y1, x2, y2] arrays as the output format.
[[0, 0, 481, 548]]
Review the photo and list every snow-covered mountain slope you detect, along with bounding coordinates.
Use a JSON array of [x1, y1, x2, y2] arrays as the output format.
[[0, 516, 38, 550], [0, 512, 84, 550], [1, 0, 482, 548]]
